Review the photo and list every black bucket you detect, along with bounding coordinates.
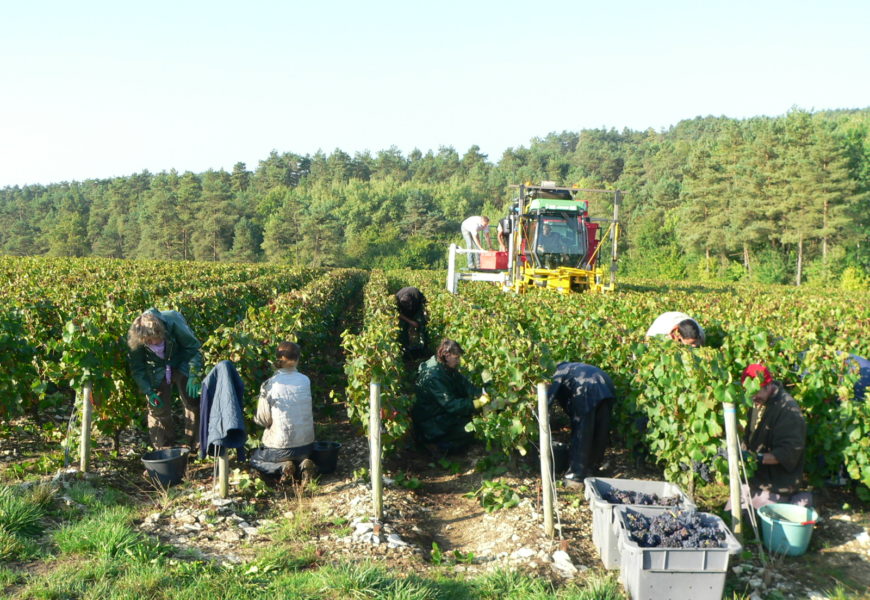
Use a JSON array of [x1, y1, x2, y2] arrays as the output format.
[[141, 447, 190, 486], [551, 442, 570, 475], [311, 441, 341, 474], [531, 442, 570, 477]]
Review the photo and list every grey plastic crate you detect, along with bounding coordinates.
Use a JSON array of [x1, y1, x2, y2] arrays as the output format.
[[615, 506, 742, 600], [584, 477, 696, 570]]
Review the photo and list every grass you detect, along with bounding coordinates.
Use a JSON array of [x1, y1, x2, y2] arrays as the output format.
[[0, 485, 48, 561], [53, 505, 167, 561], [9, 455, 863, 600], [4, 554, 625, 600]]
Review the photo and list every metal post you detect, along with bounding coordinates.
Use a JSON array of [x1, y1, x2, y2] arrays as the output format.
[[79, 383, 93, 472], [218, 453, 229, 498], [447, 244, 457, 293], [369, 382, 383, 521], [610, 191, 621, 289], [723, 402, 743, 538], [537, 382, 554, 537]]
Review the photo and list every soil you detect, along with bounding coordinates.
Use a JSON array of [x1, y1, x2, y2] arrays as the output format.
[[2, 413, 869, 599]]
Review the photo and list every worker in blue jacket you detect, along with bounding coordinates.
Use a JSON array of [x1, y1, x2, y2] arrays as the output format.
[[548, 362, 616, 488]]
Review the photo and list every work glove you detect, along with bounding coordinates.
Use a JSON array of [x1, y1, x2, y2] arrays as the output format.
[[147, 391, 161, 408], [741, 450, 763, 463], [186, 374, 201, 399], [473, 392, 490, 410]]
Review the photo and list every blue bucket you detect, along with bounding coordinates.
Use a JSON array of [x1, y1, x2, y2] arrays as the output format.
[[757, 503, 818, 556]]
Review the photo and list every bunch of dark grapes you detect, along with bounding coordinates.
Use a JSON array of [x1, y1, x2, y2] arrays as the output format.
[[602, 489, 681, 506], [680, 447, 728, 483], [623, 508, 727, 549]]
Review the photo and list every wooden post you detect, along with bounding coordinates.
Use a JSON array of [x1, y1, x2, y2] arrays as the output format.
[[723, 402, 743, 538], [537, 382, 554, 537], [218, 452, 229, 499], [79, 383, 93, 472], [369, 382, 383, 521]]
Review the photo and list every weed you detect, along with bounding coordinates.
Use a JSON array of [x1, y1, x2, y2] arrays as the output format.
[[395, 471, 422, 490], [23, 482, 57, 508], [0, 528, 23, 562], [465, 480, 527, 513], [437, 457, 463, 474], [0, 486, 45, 537], [352, 466, 369, 482], [236, 502, 259, 521], [66, 481, 128, 510], [233, 468, 270, 498], [430, 541, 443, 565], [428, 542, 474, 567], [54, 505, 166, 560], [0, 565, 22, 588]]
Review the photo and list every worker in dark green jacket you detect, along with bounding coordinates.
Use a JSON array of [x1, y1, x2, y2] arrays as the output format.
[[127, 309, 203, 449], [412, 339, 484, 457]]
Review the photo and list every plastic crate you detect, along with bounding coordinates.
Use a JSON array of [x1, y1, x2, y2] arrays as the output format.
[[584, 477, 696, 570], [615, 506, 742, 600], [479, 251, 508, 270]]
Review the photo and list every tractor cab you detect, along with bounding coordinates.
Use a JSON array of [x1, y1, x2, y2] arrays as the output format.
[[524, 198, 598, 271]]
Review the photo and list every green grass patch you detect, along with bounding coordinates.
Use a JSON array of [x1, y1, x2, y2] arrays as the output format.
[[4, 550, 627, 600], [0, 487, 44, 538], [53, 505, 166, 561], [65, 481, 129, 511], [0, 485, 47, 561]]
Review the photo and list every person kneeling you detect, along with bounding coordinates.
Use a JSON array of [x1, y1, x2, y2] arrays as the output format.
[[250, 341, 317, 483], [412, 339, 484, 458]]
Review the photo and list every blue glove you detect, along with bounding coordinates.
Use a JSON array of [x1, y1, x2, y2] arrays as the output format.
[[186, 375, 201, 399], [147, 391, 161, 408]]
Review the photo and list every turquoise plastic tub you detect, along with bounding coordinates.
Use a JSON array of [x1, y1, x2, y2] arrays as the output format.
[[757, 503, 818, 556]]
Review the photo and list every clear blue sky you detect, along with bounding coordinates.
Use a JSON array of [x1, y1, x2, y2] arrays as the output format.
[[1, 0, 868, 187]]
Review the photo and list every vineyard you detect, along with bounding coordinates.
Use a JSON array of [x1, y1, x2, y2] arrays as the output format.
[[1, 256, 869, 599]]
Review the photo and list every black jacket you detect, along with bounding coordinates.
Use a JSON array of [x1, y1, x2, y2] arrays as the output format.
[[744, 381, 806, 495]]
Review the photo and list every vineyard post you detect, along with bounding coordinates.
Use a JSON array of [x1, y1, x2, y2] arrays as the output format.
[[219, 451, 229, 498], [610, 191, 622, 289], [79, 382, 93, 472], [723, 402, 743, 538], [537, 382, 555, 538], [446, 244, 458, 294], [369, 381, 383, 522]]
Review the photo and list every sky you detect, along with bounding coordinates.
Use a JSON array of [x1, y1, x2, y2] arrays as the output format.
[[1, 0, 868, 188]]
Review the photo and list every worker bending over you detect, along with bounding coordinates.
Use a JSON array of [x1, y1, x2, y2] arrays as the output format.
[[646, 311, 705, 347], [548, 362, 616, 488], [395, 286, 429, 358]]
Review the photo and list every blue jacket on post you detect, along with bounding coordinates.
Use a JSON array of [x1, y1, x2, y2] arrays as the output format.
[[199, 360, 247, 458]]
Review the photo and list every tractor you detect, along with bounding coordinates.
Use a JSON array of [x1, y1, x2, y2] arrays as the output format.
[[447, 183, 621, 294]]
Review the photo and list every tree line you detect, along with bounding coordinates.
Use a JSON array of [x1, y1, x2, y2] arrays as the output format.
[[1, 108, 867, 286]]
